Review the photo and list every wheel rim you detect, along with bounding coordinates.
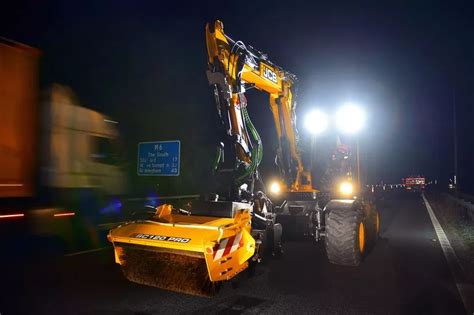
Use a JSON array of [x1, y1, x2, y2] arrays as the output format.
[[358, 222, 365, 253], [376, 212, 380, 234]]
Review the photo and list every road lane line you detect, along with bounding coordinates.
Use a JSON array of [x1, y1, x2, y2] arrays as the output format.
[[422, 193, 474, 314], [64, 246, 110, 257]]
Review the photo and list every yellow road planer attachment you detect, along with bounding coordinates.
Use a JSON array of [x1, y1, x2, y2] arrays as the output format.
[[108, 201, 256, 296]]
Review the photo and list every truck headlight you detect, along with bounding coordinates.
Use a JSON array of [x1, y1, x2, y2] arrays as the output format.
[[339, 182, 354, 195]]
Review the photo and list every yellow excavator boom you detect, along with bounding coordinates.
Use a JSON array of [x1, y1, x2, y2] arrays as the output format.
[[205, 20, 314, 192]]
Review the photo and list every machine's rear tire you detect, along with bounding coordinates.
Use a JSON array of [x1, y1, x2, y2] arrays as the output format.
[[325, 203, 366, 266]]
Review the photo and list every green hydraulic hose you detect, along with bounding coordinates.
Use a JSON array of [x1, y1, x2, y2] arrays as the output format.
[[236, 107, 263, 183]]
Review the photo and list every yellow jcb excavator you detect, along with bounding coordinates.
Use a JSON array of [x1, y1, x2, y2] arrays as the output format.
[[107, 20, 379, 297]]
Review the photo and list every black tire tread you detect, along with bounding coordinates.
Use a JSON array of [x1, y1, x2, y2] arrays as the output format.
[[325, 205, 365, 266]]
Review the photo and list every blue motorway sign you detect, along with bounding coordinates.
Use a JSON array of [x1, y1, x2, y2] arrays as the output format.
[[137, 141, 180, 176]]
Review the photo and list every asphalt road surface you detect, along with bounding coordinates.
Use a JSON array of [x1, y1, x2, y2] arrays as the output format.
[[0, 193, 468, 314]]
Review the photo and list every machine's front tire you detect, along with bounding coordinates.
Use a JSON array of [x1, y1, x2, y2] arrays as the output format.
[[325, 202, 366, 266]]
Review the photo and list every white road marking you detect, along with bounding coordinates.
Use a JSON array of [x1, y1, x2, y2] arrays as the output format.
[[64, 246, 110, 257], [422, 193, 474, 314]]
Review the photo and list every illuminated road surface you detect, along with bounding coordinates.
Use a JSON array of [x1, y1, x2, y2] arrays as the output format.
[[0, 193, 467, 314]]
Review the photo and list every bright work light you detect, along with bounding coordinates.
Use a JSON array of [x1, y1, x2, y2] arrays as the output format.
[[336, 104, 365, 134], [304, 110, 329, 135]]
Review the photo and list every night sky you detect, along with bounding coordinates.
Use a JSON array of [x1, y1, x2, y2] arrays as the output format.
[[3, 1, 474, 194]]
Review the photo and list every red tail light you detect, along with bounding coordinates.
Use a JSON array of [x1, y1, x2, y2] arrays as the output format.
[[0, 213, 25, 219]]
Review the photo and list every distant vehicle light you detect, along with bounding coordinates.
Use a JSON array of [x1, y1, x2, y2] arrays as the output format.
[[103, 119, 118, 124], [0, 213, 25, 219], [336, 104, 365, 134], [54, 212, 75, 217], [339, 182, 354, 196], [270, 182, 281, 195], [304, 110, 329, 135]]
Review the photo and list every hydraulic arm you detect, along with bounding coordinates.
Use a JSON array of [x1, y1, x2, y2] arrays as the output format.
[[205, 20, 314, 198]]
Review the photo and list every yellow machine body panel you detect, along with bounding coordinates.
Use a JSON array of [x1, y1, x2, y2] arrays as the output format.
[[108, 205, 256, 295]]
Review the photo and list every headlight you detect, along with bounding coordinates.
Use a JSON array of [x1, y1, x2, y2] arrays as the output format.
[[305, 110, 329, 135], [339, 182, 354, 195], [270, 181, 281, 195], [336, 104, 365, 134]]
